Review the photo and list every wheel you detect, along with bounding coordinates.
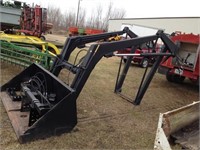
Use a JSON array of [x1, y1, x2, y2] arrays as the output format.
[[166, 70, 185, 83], [166, 70, 174, 82], [40, 36, 46, 41], [140, 58, 149, 68], [122, 56, 127, 63], [16, 31, 21, 35], [48, 48, 57, 55], [173, 75, 185, 83], [123, 58, 127, 63]]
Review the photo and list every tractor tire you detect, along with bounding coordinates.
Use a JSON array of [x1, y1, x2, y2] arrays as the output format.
[[140, 58, 149, 68], [173, 75, 185, 83], [166, 71, 174, 82], [166, 70, 185, 83]]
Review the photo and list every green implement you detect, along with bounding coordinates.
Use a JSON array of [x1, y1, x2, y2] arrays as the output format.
[[78, 28, 85, 35], [0, 40, 55, 69]]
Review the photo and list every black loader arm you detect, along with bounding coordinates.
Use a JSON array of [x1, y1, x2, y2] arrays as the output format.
[[69, 31, 177, 101], [51, 29, 177, 106], [50, 27, 137, 76]]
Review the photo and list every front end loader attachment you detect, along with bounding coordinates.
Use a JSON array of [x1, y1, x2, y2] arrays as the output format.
[[1, 27, 137, 143], [1, 28, 177, 143], [1, 63, 77, 143]]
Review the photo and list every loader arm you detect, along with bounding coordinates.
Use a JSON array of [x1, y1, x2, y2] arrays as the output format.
[[68, 31, 177, 105], [51, 27, 137, 76]]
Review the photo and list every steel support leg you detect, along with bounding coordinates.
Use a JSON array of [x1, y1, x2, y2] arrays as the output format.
[[114, 46, 137, 93], [133, 55, 165, 105]]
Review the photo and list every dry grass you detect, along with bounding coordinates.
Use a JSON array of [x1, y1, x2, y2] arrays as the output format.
[[0, 36, 199, 149]]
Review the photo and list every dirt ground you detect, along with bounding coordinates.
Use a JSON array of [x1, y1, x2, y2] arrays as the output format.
[[0, 34, 199, 149]]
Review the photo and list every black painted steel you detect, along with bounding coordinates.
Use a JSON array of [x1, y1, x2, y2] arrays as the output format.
[[1, 63, 76, 143], [0, 28, 177, 142], [113, 32, 176, 105], [51, 27, 137, 76], [114, 46, 137, 93]]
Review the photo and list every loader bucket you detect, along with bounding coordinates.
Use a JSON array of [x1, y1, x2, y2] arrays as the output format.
[[154, 101, 200, 150], [0, 63, 77, 143]]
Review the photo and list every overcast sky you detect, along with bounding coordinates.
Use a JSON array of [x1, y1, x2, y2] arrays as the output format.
[[20, 0, 199, 18]]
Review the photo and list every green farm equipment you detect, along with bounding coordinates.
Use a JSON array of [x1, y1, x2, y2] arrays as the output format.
[[0, 40, 55, 69], [78, 28, 85, 35]]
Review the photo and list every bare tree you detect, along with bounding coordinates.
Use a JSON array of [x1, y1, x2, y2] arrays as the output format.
[[86, 5, 102, 29], [63, 10, 76, 28], [101, 2, 113, 30], [110, 8, 126, 19], [47, 5, 63, 30], [102, 2, 126, 30], [47, 3, 126, 32], [94, 5, 103, 29], [86, 2, 126, 31], [86, 14, 95, 28], [77, 8, 86, 27], [62, 8, 86, 30]]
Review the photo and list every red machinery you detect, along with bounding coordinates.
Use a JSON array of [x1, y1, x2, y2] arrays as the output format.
[[18, 4, 47, 40], [85, 28, 104, 35], [68, 26, 104, 36], [158, 33, 199, 84], [68, 26, 78, 36], [118, 41, 162, 68]]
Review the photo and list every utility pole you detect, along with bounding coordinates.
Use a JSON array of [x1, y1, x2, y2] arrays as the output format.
[[76, 0, 81, 27]]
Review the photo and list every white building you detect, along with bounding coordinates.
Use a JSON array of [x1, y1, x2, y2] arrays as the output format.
[[108, 17, 200, 35]]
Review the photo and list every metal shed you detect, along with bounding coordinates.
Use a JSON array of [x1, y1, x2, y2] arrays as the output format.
[[108, 17, 200, 34]]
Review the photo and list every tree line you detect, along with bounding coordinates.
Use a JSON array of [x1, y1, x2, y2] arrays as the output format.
[[47, 2, 126, 31]]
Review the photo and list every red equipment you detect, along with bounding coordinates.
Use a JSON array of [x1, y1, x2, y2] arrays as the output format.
[[68, 26, 78, 36], [68, 26, 104, 36], [85, 28, 103, 35], [18, 4, 47, 39], [158, 33, 199, 84], [118, 41, 162, 68]]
